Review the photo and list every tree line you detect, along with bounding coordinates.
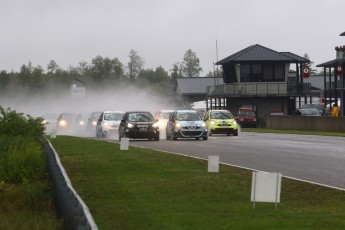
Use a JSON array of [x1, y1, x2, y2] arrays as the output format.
[[0, 49, 206, 97]]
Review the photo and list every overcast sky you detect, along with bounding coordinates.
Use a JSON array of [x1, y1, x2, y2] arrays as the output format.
[[1, 0, 345, 75]]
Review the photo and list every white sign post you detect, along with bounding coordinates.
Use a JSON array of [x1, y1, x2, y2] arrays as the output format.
[[208, 156, 219, 173], [50, 129, 57, 138], [120, 138, 129, 150], [251, 171, 282, 209]]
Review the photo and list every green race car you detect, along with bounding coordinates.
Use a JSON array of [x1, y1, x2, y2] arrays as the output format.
[[204, 110, 238, 136]]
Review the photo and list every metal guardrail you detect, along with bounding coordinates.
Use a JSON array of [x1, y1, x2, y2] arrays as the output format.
[[206, 82, 311, 96], [44, 140, 98, 230]]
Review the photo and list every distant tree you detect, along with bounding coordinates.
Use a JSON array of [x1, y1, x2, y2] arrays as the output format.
[[127, 49, 144, 80], [171, 62, 183, 79], [31, 65, 45, 90], [137, 66, 172, 95], [170, 62, 183, 91], [181, 49, 202, 77], [76, 61, 89, 76], [138, 66, 170, 83], [303, 53, 317, 75], [206, 67, 223, 78], [90, 55, 125, 84], [0, 70, 10, 93], [46, 60, 60, 75], [18, 62, 33, 86]]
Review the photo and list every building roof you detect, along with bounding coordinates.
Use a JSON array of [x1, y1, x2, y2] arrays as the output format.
[[316, 59, 341, 67], [216, 44, 310, 65], [176, 77, 223, 95], [280, 52, 310, 62]]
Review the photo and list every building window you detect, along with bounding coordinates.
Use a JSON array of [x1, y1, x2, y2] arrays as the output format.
[[274, 63, 285, 81], [240, 63, 285, 82], [263, 64, 273, 81], [240, 64, 250, 82], [251, 64, 262, 81]]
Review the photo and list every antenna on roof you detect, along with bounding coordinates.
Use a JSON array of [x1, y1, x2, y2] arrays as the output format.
[[216, 40, 219, 85]]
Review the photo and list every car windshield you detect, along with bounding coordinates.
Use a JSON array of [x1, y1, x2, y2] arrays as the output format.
[[210, 111, 233, 119], [301, 109, 320, 115], [59, 114, 73, 120], [77, 114, 89, 120], [176, 112, 201, 121], [128, 113, 154, 122], [302, 104, 322, 110], [90, 112, 102, 119], [104, 113, 124, 121], [238, 111, 255, 116]]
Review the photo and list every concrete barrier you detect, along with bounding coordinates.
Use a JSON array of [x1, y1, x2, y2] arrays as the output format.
[[266, 115, 345, 132], [44, 140, 98, 230]]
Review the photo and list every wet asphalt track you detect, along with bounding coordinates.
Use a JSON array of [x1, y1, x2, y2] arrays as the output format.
[[108, 131, 345, 190]]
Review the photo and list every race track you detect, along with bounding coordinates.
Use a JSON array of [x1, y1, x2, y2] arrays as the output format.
[[110, 131, 345, 190]]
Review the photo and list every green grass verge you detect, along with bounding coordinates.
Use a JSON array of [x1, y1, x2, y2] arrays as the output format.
[[50, 136, 345, 230]]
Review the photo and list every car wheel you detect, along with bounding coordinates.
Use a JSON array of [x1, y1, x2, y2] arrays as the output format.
[[227, 133, 230, 136], [234, 132, 238, 136], [209, 130, 212, 136], [173, 132, 177, 140], [155, 135, 159, 141], [203, 136, 208, 140]]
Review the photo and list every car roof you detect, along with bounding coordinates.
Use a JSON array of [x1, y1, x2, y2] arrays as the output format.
[[158, 110, 175, 112], [125, 111, 153, 114], [175, 109, 198, 113], [208, 110, 231, 112], [102, 111, 124, 113]]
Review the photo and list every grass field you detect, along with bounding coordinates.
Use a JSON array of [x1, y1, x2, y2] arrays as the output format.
[[50, 135, 345, 230]]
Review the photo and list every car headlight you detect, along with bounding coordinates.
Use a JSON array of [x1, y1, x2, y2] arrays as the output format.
[[79, 121, 84, 125], [152, 122, 159, 128], [158, 120, 165, 127], [233, 120, 237, 124], [127, 123, 134, 128], [176, 122, 182, 128], [210, 120, 216, 125], [92, 121, 97, 126], [59, 120, 66, 127], [201, 122, 206, 127], [104, 122, 109, 126]]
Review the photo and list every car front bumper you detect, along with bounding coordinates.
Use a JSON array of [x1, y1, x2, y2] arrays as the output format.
[[125, 128, 159, 139], [174, 128, 208, 138]]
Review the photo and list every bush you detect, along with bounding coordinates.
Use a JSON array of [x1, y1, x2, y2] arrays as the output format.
[[0, 106, 46, 184], [0, 136, 46, 183], [0, 106, 44, 138]]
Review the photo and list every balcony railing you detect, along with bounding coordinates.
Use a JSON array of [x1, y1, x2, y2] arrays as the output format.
[[206, 82, 311, 97], [325, 80, 345, 90]]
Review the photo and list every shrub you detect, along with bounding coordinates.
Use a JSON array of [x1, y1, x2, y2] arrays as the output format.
[[0, 136, 46, 183], [0, 106, 46, 184], [0, 106, 44, 138]]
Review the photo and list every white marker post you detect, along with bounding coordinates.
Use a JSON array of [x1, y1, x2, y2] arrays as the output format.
[[208, 155, 219, 173], [251, 171, 282, 209], [50, 129, 57, 138], [120, 138, 129, 150]]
